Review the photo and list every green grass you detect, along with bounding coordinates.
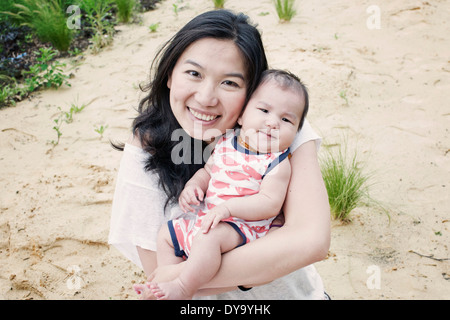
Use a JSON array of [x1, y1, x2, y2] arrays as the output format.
[[114, 0, 136, 23], [2, 0, 73, 52], [320, 144, 372, 222], [212, 0, 225, 9], [274, 0, 296, 22]]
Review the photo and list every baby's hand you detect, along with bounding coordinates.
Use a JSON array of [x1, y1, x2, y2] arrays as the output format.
[[179, 184, 204, 213], [201, 205, 231, 233]]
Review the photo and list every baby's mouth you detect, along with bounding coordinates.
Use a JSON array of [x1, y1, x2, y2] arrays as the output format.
[[259, 130, 278, 139], [188, 107, 220, 122]]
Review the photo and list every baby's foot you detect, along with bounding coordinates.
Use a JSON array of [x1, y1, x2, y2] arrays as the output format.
[[150, 279, 193, 300], [133, 283, 156, 300]]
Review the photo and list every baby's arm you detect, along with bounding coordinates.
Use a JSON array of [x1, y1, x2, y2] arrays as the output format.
[[179, 158, 213, 213], [201, 160, 291, 232]]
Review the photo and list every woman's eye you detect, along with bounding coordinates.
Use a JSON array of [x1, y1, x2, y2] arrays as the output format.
[[222, 80, 240, 88], [186, 70, 201, 78]]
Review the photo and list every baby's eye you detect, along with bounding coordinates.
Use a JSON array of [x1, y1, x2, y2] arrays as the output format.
[[282, 117, 292, 123], [258, 108, 268, 113]]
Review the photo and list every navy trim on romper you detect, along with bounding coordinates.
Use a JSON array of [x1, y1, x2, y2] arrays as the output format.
[[167, 220, 187, 259], [263, 148, 291, 178], [224, 221, 248, 248], [232, 134, 291, 179]]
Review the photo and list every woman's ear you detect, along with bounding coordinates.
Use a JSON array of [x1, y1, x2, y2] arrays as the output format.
[[167, 75, 172, 89]]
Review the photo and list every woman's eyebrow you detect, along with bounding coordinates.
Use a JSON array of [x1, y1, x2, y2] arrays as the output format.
[[184, 59, 244, 80], [185, 59, 203, 69]]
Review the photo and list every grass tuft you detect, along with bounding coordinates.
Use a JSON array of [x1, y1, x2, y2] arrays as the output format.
[[321, 143, 373, 222], [274, 0, 296, 22], [114, 0, 136, 23]]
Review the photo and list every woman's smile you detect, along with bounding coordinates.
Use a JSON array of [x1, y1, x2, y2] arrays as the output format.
[[188, 107, 221, 122]]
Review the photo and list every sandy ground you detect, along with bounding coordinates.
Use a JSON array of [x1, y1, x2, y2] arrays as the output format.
[[0, 0, 449, 300]]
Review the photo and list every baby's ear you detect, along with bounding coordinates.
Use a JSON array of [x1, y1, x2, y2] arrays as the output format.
[[237, 116, 243, 126]]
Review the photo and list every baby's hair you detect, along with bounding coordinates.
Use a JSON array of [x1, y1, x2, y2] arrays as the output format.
[[259, 69, 309, 130]]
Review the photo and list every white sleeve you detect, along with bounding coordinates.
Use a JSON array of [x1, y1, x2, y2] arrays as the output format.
[[108, 144, 172, 269], [290, 119, 322, 152]]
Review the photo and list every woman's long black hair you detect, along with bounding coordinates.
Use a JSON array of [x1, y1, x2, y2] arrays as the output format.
[[114, 10, 268, 209]]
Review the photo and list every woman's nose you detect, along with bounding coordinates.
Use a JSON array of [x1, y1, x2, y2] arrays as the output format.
[[195, 82, 218, 107]]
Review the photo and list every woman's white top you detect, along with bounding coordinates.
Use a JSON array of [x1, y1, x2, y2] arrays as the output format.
[[108, 119, 326, 299]]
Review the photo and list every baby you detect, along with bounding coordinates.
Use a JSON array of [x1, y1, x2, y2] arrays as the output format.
[[146, 69, 309, 299]]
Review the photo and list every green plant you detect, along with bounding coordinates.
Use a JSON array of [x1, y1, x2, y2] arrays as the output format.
[[339, 90, 349, 106], [172, 4, 179, 16], [94, 124, 108, 138], [3, 0, 73, 51], [148, 22, 160, 32], [50, 100, 86, 145], [274, 0, 296, 22], [22, 47, 71, 89], [212, 0, 225, 9], [77, 0, 115, 53], [0, 84, 19, 108], [114, 0, 136, 23], [0, 48, 71, 108], [320, 144, 371, 222]]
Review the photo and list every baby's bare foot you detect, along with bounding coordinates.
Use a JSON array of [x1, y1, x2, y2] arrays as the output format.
[[150, 279, 193, 300], [133, 283, 156, 300]]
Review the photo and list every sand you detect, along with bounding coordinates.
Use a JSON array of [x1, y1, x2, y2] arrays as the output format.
[[0, 0, 449, 300]]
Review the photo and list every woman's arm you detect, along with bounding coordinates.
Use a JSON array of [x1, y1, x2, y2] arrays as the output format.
[[203, 140, 330, 288]]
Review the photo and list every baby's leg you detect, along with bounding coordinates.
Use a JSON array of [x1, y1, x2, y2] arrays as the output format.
[[151, 222, 242, 300], [133, 225, 183, 297], [157, 224, 185, 266]]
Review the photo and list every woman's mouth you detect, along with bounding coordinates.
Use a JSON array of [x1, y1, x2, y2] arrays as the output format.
[[188, 107, 220, 122]]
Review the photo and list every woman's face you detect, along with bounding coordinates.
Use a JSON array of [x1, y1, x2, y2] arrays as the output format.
[[167, 38, 247, 142]]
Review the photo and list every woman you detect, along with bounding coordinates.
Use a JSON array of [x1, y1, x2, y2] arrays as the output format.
[[108, 9, 330, 299]]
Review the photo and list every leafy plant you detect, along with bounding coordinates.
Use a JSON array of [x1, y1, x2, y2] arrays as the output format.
[[172, 4, 179, 16], [0, 47, 71, 108], [274, 0, 296, 22], [77, 0, 115, 53], [94, 124, 108, 138], [320, 144, 371, 222], [212, 0, 225, 9], [339, 90, 349, 106], [51, 100, 86, 146], [148, 22, 160, 32], [0, 83, 20, 108], [22, 47, 71, 89]]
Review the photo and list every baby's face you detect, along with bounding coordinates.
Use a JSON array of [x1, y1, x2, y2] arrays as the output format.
[[238, 80, 304, 153]]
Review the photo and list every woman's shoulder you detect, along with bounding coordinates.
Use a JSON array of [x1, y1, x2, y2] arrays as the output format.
[[290, 119, 322, 152], [127, 133, 144, 149]]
